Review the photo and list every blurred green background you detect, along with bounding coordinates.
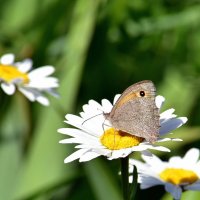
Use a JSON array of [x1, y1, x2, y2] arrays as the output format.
[[0, 0, 200, 199]]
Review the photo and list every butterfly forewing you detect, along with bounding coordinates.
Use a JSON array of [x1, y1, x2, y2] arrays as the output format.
[[106, 80, 160, 143]]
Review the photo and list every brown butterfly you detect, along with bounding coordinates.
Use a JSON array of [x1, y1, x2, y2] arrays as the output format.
[[104, 80, 160, 143]]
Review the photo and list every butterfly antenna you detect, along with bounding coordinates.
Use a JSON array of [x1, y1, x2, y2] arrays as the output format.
[[102, 119, 113, 132], [82, 112, 103, 125]]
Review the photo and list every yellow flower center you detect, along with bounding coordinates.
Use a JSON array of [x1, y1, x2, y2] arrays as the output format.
[[0, 64, 29, 84], [159, 168, 199, 185], [100, 128, 144, 150]]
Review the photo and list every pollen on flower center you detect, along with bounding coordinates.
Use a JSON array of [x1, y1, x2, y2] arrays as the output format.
[[0, 64, 29, 84], [100, 128, 144, 150], [159, 168, 199, 185]]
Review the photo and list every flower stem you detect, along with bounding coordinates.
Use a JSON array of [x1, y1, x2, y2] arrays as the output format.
[[121, 156, 130, 200]]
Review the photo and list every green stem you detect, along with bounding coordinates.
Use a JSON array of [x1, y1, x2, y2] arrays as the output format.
[[121, 156, 130, 200]]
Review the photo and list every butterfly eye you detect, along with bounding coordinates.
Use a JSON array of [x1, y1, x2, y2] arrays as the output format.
[[139, 91, 145, 97]]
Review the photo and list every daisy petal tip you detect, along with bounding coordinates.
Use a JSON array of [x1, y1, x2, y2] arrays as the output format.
[[156, 146, 171, 152], [172, 138, 183, 142], [1, 83, 16, 95], [181, 117, 188, 123], [65, 114, 73, 120], [37, 97, 49, 106], [88, 99, 96, 104], [57, 128, 65, 134], [59, 141, 65, 144], [157, 95, 165, 101], [41, 65, 55, 73], [155, 95, 165, 109], [0, 53, 15, 64], [113, 94, 121, 104], [64, 159, 71, 164]]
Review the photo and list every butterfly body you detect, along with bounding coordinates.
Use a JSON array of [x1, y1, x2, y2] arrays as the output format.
[[104, 80, 160, 143]]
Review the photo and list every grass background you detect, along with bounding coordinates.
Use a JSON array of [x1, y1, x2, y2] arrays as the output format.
[[0, 0, 200, 199]]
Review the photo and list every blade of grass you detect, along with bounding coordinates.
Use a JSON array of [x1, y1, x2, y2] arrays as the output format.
[[125, 5, 200, 36]]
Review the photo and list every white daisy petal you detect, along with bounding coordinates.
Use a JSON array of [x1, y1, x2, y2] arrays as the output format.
[[60, 138, 82, 144], [109, 149, 132, 159], [36, 95, 49, 106], [61, 135, 99, 146], [168, 156, 182, 165], [129, 159, 149, 173], [113, 94, 120, 104], [65, 119, 99, 135], [155, 95, 165, 109], [141, 154, 163, 166], [0, 53, 15, 64], [108, 150, 124, 160], [58, 129, 98, 144], [19, 87, 50, 106], [148, 145, 170, 152], [15, 59, 33, 72], [130, 145, 149, 151], [172, 138, 183, 141], [81, 100, 103, 119], [93, 148, 112, 157], [28, 66, 55, 78], [165, 183, 182, 200], [101, 99, 113, 113], [160, 108, 176, 120], [45, 88, 59, 97], [156, 137, 182, 142], [65, 114, 84, 124], [27, 77, 59, 89], [159, 117, 188, 136], [75, 143, 103, 149], [183, 148, 200, 164], [64, 149, 89, 163], [65, 120, 99, 137], [185, 181, 200, 190], [88, 99, 102, 111], [58, 128, 87, 136], [140, 150, 153, 157], [18, 87, 35, 101], [156, 138, 173, 142], [1, 82, 16, 95], [82, 104, 92, 114], [140, 176, 164, 189], [79, 151, 100, 162]]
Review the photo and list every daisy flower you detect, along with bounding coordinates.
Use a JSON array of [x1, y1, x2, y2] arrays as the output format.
[[58, 94, 187, 163], [0, 53, 59, 106], [129, 148, 200, 200]]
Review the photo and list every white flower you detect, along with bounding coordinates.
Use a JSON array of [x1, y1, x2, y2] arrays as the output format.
[[129, 148, 200, 200], [58, 94, 187, 163], [0, 53, 59, 106]]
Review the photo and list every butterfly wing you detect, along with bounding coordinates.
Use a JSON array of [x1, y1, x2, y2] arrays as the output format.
[[107, 80, 160, 143]]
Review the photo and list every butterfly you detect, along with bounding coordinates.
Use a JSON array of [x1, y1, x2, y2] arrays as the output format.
[[104, 80, 160, 143]]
